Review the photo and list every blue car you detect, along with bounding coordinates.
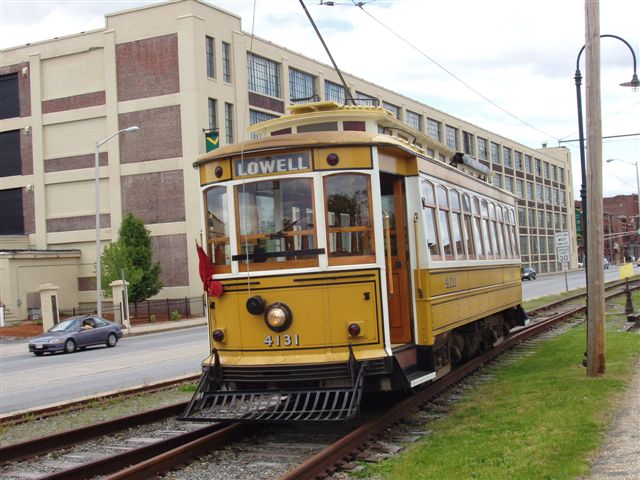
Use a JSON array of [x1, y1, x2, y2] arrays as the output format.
[[28, 316, 123, 356]]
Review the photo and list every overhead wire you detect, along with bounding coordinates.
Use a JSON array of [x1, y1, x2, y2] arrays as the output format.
[[345, 0, 562, 141]]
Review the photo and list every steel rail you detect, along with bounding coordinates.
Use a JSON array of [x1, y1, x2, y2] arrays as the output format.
[[279, 283, 639, 480], [0, 402, 187, 462]]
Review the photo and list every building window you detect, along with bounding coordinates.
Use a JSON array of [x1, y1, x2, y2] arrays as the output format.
[[324, 80, 345, 104], [520, 235, 529, 254], [406, 110, 422, 131], [0, 188, 24, 234], [537, 210, 544, 227], [463, 131, 474, 155], [249, 109, 277, 125], [528, 208, 535, 227], [514, 151, 522, 170], [0, 73, 20, 119], [208, 98, 217, 130], [477, 138, 487, 160], [445, 126, 458, 149], [560, 190, 566, 206], [503, 147, 512, 168], [222, 41, 231, 82], [224, 103, 233, 144], [206, 36, 215, 79], [543, 161, 550, 179], [544, 186, 551, 204], [353, 91, 375, 106], [536, 184, 543, 202], [247, 52, 280, 97], [491, 142, 500, 164], [516, 179, 524, 198], [427, 118, 441, 141], [504, 176, 513, 193], [518, 207, 526, 226], [535, 158, 542, 176], [525, 154, 532, 174], [527, 182, 533, 201], [552, 165, 558, 182], [559, 167, 565, 183], [383, 101, 400, 119], [0, 130, 21, 177], [289, 68, 316, 103], [492, 174, 502, 188]]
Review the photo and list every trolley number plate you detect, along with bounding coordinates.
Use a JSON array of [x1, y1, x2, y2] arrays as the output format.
[[264, 334, 300, 347]]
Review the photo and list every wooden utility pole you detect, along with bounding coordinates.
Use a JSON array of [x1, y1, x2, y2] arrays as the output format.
[[585, 0, 606, 375]]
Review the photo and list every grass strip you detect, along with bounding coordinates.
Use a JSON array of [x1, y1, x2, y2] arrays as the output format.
[[356, 308, 639, 479]]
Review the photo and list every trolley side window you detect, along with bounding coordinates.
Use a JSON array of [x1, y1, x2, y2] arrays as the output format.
[[420, 181, 441, 259], [472, 196, 485, 258], [235, 178, 318, 270], [324, 173, 375, 265], [437, 186, 454, 260], [462, 193, 476, 259], [205, 186, 231, 273], [449, 190, 465, 258]]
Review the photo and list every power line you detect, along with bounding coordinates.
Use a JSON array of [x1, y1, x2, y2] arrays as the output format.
[[340, 1, 561, 141]]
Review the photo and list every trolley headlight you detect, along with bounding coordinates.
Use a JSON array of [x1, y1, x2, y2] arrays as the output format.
[[264, 302, 292, 332], [246, 296, 266, 315], [348, 323, 361, 337]]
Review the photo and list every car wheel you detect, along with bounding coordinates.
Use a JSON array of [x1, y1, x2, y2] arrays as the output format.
[[106, 333, 118, 348], [532, 274, 536, 280], [64, 339, 76, 354]]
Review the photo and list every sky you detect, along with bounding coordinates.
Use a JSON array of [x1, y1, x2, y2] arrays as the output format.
[[1, 0, 638, 200]]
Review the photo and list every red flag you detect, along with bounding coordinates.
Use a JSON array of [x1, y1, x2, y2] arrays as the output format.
[[196, 243, 223, 297]]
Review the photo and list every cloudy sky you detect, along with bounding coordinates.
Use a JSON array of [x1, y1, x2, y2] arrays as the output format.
[[1, 0, 638, 199]]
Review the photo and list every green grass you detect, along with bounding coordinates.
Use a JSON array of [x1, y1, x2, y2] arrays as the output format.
[[355, 299, 640, 479]]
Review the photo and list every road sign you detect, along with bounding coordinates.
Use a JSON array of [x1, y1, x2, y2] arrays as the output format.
[[555, 231, 570, 263]]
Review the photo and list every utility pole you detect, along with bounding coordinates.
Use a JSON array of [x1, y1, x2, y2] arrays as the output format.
[[585, 0, 605, 376]]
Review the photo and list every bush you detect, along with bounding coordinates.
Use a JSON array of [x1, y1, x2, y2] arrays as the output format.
[[170, 310, 181, 321]]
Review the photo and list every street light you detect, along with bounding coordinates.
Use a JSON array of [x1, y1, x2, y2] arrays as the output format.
[[607, 158, 640, 260], [574, 35, 639, 272], [95, 126, 139, 317], [574, 34, 639, 371]]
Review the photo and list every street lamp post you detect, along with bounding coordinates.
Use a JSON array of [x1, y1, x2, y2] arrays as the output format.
[[607, 158, 640, 260], [574, 34, 639, 272], [95, 126, 139, 317], [574, 34, 639, 371]]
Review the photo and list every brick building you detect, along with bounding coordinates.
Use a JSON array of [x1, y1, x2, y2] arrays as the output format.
[[0, 0, 575, 320]]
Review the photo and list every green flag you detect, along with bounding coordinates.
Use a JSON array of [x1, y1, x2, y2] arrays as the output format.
[[205, 130, 219, 152]]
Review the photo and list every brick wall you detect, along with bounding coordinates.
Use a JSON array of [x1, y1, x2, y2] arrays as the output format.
[[121, 170, 185, 224], [119, 105, 183, 163], [151, 233, 188, 287], [116, 34, 180, 102]]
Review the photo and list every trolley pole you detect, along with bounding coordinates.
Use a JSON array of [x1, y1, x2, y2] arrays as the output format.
[[584, 0, 605, 376]]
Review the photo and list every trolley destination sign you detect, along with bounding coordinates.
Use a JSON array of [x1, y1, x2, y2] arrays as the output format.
[[234, 152, 311, 177]]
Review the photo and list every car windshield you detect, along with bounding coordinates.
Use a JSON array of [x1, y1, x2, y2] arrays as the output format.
[[49, 319, 81, 332]]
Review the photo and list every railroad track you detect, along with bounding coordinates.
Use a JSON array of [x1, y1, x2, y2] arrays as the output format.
[[1, 279, 637, 480]]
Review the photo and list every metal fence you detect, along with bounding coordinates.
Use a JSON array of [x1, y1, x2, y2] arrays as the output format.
[[54, 296, 206, 324]]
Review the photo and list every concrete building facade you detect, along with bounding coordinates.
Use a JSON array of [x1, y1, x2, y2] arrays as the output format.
[[0, 0, 576, 321]]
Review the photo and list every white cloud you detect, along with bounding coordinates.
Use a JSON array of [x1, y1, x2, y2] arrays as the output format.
[[1, 0, 638, 198]]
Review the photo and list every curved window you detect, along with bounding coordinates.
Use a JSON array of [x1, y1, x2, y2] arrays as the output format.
[[236, 178, 317, 270], [449, 190, 464, 257], [421, 181, 441, 258], [437, 186, 453, 259], [471, 196, 484, 258], [481, 200, 493, 256], [205, 186, 231, 273], [324, 173, 374, 265], [462, 193, 475, 258], [509, 209, 519, 256]]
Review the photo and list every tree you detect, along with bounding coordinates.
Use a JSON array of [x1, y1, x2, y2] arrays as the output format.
[[101, 213, 163, 302]]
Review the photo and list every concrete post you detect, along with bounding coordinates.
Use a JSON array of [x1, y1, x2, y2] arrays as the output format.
[[37, 283, 60, 332], [110, 279, 130, 330]]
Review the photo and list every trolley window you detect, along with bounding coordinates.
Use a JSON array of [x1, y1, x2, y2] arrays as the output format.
[[437, 186, 454, 259], [234, 178, 318, 270], [461, 193, 476, 258], [449, 190, 464, 258], [324, 173, 375, 265], [421, 181, 441, 258], [204, 186, 231, 273]]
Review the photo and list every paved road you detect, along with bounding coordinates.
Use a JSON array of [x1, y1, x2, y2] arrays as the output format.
[[2, 264, 637, 415], [0, 326, 208, 414]]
